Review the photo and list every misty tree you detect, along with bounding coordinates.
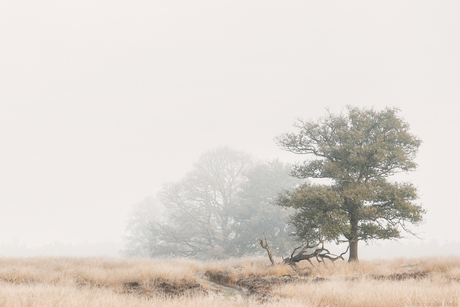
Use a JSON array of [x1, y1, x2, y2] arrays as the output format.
[[276, 106, 425, 262], [123, 147, 302, 259], [230, 160, 302, 256], [123, 197, 165, 257]]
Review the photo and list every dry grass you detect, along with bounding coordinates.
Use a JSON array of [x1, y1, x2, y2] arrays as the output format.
[[0, 256, 458, 306]]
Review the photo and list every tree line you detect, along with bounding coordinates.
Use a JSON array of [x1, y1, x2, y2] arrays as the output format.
[[123, 106, 424, 262]]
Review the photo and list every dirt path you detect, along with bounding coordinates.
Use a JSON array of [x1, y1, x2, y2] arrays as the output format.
[[195, 274, 247, 302]]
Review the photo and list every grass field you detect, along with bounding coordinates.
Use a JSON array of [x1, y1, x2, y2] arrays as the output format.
[[0, 256, 459, 306]]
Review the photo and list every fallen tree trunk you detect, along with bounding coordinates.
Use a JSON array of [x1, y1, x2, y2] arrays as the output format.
[[317, 245, 350, 267], [258, 235, 349, 269], [283, 242, 326, 268]]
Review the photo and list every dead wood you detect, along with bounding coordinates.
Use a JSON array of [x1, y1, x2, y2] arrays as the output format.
[[259, 233, 275, 266], [317, 245, 350, 267], [282, 241, 349, 269], [283, 242, 326, 269], [258, 234, 349, 270]]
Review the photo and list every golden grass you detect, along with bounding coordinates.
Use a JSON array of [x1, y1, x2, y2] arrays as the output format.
[[0, 256, 458, 306]]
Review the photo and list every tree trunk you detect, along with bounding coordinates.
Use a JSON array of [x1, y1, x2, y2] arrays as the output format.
[[348, 214, 359, 262], [259, 233, 275, 265], [348, 240, 358, 262]]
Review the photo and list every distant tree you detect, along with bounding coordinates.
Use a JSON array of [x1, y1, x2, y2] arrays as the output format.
[[123, 148, 302, 259], [122, 197, 165, 257], [230, 160, 302, 256], [276, 106, 425, 262]]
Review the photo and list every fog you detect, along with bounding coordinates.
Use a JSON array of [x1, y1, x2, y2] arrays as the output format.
[[1, 1, 459, 258]]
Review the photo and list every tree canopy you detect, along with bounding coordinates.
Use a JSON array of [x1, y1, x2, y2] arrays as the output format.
[[276, 106, 425, 261]]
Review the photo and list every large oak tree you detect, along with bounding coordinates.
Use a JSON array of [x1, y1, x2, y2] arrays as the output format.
[[276, 106, 425, 261]]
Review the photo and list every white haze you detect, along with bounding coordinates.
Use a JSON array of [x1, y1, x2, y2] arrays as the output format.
[[0, 1, 459, 258]]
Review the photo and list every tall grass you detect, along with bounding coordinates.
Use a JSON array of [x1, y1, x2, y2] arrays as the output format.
[[0, 256, 458, 306]]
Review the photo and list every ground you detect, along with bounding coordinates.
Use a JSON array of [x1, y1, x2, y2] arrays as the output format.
[[0, 256, 458, 306]]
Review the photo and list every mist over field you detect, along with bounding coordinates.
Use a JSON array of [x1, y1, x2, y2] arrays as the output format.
[[1, 1, 459, 259]]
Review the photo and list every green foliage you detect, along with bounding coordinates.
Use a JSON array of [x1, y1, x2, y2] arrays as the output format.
[[278, 183, 349, 245], [276, 106, 425, 260]]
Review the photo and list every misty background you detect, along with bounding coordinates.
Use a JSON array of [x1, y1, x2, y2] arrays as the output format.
[[1, 1, 459, 258]]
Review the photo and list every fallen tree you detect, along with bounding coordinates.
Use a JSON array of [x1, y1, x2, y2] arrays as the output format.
[[259, 235, 349, 270], [284, 244, 347, 269]]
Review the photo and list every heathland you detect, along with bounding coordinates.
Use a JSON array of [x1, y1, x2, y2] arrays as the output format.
[[0, 256, 459, 306]]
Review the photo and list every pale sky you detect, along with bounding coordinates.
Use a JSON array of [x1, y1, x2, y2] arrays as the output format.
[[1, 1, 459, 256]]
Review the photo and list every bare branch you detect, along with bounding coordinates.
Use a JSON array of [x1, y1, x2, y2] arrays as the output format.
[[259, 233, 275, 266]]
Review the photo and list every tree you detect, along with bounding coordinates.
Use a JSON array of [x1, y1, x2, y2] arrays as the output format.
[[276, 106, 425, 262], [123, 197, 165, 257], [123, 147, 302, 259], [233, 159, 302, 256]]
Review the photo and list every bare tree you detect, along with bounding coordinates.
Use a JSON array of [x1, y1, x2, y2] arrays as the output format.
[[124, 148, 302, 259]]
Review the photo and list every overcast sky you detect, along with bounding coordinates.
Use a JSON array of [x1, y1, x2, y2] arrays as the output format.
[[1, 1, 459, 256]]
